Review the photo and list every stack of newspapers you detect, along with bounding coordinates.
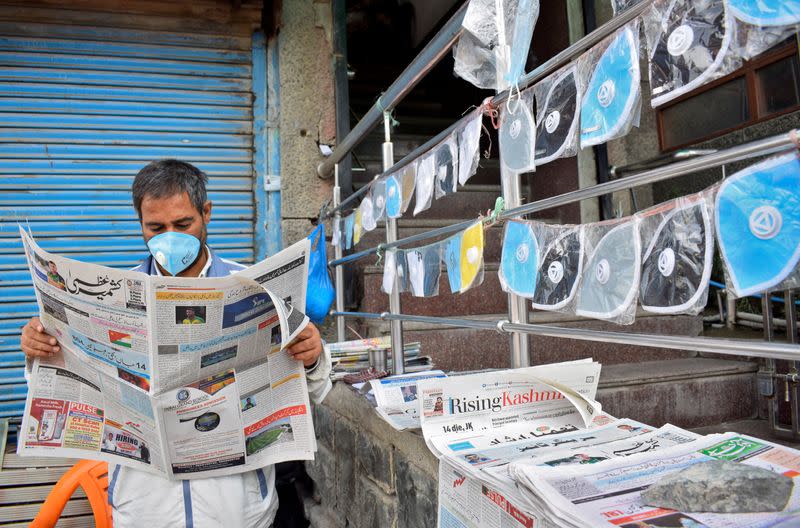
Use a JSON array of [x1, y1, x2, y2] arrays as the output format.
[[420, 359, 800, 528], [326, 337, 431, 380]]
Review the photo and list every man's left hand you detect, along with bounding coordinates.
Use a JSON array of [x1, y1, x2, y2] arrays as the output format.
[[287, 322, 323, 368]]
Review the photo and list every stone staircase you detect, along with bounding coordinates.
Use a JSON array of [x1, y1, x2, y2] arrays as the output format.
[[340, 56, 771, 438]]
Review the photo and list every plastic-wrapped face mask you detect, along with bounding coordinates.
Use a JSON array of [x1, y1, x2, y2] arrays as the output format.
[[353, 208, 363, 245], [147, 232, 201, 276], [500, 220, 539, 298], [395, 249, 409, 293], [372, 180, 387, 222], [407, 244, 443, 297], [458, 111, 482, 186], [434, 138, 458, 199], [344, 213, 355, 250], [499, 98, 536, 173], [382, 249, 397, 294], [331, 217, 342, 248], [401, 163, 417, 214], [576, 221, 641, 322], [414, 154, 436, 216], [444, 233, 462, 294], [715, 153, 800, 297], [532, 227, 584, 311], [640, 200, 713, 314], [385, 175, 402, 219], [360, 194, 376, 232], [580, 25, 640, 147], [459, 221, 485, 293], [729, 0, 800, 27], [649, 0, 732, 108], [535, 66, 581, 166]]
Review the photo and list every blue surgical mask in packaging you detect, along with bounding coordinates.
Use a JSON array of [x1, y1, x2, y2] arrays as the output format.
[[147, 231, 201, 276]]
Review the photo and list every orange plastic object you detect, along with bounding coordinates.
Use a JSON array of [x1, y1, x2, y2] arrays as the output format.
[[31, 460, 112, 528]]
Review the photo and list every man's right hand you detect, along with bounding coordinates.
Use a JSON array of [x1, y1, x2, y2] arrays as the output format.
[[21, 317, 60, 358]]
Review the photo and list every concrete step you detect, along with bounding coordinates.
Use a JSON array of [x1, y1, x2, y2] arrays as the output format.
[[362, 311, 702, 371], [597, 357, 758, 429]]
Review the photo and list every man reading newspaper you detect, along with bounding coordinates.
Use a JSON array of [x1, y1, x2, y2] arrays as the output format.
[[20, 160, 332, 528]]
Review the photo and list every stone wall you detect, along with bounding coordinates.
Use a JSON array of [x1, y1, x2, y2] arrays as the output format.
[[304, 383, 439, 528]]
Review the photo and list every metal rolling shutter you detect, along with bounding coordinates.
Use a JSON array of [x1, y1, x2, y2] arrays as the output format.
[[0, 18, 261, 424]]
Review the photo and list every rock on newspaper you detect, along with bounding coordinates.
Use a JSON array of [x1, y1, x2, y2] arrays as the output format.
[[17, 227, 318, 480]]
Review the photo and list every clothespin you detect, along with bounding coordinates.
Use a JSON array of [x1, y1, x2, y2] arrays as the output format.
[[482, 196, 506, 227], [375, 243, 386, 267]]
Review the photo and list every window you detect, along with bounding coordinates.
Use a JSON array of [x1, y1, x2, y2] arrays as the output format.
[[657, 44, 800, 151]]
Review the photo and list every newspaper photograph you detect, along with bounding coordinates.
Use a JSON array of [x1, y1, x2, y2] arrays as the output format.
[[370, 370, 447, 430], [17, 227, 318, 479], [511, 432, 800, 527]]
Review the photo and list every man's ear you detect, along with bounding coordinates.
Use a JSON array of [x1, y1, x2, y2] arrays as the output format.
[[203, 201, 212, 224]]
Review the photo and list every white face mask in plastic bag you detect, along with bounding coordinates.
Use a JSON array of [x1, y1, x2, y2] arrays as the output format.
[[639, 198, 713, 314], [647, 0, 734, 108], [385, 174, 402, 219], [372, 179, 387, 223], [414, 154, 436, 216], [499, 91, 536, 173], [407, 244, 443, 298], [576, 221, 642, 323], [359, 193, 376, 232], [457, 111, 482, 186], [394, 249, 409, 293], [499, 220, 539, 297], [382, 249, 397, 294], [580, 23, 641, 148], [531, 226, 584, 311], [715, 152, 800, 297], [434, 137, 459, 199], [400, 162, 417, 215], [534, 65, 581, 166], [331, 217, 341, 247], [453, 0, 540, 91]]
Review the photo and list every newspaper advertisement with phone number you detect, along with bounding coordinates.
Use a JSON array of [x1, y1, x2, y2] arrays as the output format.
[[17, 226, 317, 480]]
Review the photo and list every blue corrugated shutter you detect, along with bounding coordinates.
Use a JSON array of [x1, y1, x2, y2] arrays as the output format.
[[0, 21, 261, 421]]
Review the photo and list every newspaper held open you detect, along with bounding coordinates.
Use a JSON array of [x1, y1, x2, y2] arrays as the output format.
[[18, 227, 318, 479]]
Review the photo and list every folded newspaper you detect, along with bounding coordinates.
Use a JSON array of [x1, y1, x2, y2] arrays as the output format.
[[369, 370, 447, 430], [428, 361, 800, 528], [17, 227, 318, 480]]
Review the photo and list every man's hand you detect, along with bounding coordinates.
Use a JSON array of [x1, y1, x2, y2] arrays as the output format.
[[287, 322, 323, 368], [21, 317, 60, 359]]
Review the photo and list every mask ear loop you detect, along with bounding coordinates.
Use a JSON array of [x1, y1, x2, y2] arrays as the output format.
[[505, 81, 522, 116]]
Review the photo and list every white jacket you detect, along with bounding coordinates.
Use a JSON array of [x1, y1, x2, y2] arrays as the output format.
[[108, 364, 331, 528], [106, 250, 333, 527]]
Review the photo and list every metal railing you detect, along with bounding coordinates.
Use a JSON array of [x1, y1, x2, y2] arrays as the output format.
[[320, 0, 800, 438]]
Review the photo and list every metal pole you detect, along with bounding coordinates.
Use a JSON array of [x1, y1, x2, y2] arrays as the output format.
[[787, 290, 799, 438], [331, 311, 800, 361], [383, 114, 405, 374], [329, 130, 800, 268], [333, 165, 346, 343], [502, 166, 530, 368], [317, 2, 468, 178]]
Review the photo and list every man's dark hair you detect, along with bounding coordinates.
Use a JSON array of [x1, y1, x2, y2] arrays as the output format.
[[132, 159, 208, 218]]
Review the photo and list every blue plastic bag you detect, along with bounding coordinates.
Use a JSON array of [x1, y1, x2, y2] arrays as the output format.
[[306, 224, 335, 324]]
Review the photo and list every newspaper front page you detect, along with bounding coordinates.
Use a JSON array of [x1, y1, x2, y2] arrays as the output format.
[[511, 432, 800, 527], [17, 227, 317, 479], [370, 370, 447, 430]]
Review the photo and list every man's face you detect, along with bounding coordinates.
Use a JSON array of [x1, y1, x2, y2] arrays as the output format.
[[139, 191, 211, 246], [186, 308, 195, 318], [48, 262, 57, 273]]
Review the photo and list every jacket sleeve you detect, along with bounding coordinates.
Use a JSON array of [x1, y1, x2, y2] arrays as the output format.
[[304, 343, 332, 404]]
